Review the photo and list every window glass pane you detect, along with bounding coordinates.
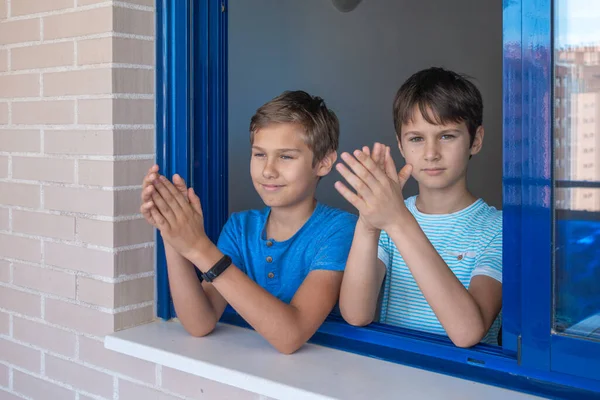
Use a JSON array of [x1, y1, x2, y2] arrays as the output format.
[[553, 0, 600, 341]]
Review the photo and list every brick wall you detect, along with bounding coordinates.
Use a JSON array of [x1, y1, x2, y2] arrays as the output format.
[[0, 1, 259, 399]]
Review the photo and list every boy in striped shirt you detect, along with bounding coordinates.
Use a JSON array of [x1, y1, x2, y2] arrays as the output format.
[[335, 67, 502, 347]]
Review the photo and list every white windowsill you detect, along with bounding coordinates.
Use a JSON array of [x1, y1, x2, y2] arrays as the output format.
[[105, 321, 541, 400]]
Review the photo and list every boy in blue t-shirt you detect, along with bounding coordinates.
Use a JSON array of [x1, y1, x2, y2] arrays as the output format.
[[336, 68, 502, 347], [140, 91, 357, 354]]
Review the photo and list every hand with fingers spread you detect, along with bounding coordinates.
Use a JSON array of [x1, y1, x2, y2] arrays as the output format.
[[147, 174, 209, 261], [335, 144, 413, 232], [354, 143, 387, 233]]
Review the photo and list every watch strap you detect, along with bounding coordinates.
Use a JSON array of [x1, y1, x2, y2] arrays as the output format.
[[201, 254, 232, 283]]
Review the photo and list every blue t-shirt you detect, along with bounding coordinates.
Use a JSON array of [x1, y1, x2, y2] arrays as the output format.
[[216, 203, 358, 304]]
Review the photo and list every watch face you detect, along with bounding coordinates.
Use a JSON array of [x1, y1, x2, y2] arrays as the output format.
[[331, 0, 363, 12]]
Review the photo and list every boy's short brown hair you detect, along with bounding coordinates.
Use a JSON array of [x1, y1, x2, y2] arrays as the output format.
[[393, 67, 483, 146], [249, 90, 340, 165]]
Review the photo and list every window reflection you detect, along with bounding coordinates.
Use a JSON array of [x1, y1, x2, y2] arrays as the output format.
[[553, 0, 600, 340]]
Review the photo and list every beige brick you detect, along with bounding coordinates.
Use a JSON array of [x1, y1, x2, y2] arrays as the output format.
[[0, 233, 41, 262], [114, 68, 154, 94], [77, 36, 111, 65], [45, 299, 114, 335], [79, 336, 156, 382], [161, 367, 257, 400], [45, 242, 115, 276], [125, 0, 155, 7], [0, 286, 41, 317], [45, 355, 113, 398], [12, 210, 75, 240], [0, 208, 8, 231], [0, 182, 40, 208], [0, 259, 9, 282], [0, 0, 6, 19], [0, 338, 41, 372], [0, 102, 7, 124], [44, 7, 112, 40], [115, 188, 144, 216], [0, 19, 40, 45], [45, 186, 113, 215], [45, 129, 113, 155], [0, 74, 39, 98], [13, 157, 75, 183], [115, 246, 153, 276], [77, 276, 113, 306], [115, 304, 153, 330], [44, 69, 111, 96], [13, 317, 76, 357], [79, 98, 154, 125], [12, 42, 74, 70], [13, 100, 75, 125], [0, 49, 7, 72], [119, 380, 183, 400], [77, 0, 112, 5], [13, 263, 76, 298], [78, 218, 152, 247], [0, 155, 7, 178], [78, 276, 153, 307], [79, 159, 153, 186], [0, 311, 8, 335], [114, 99, 154, 124], [13, 0, 73, 16], [13, 370, 76, 400], [0, 130, 41, 152], [114, 7, 154, 36], [114, 37, 154, 65], [77, 98, 111, 124], [0, 390, 29, 400], [78, 36, 155, 66], [0, 361, 7, 389]]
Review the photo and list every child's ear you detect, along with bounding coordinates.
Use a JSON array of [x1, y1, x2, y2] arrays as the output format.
[[397, 136, 406, 159], [316, 151, 337, 177], [470, 126, 485, 156]]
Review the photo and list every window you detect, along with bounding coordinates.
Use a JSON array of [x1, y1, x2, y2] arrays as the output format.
[[155, 0, 600, 397]]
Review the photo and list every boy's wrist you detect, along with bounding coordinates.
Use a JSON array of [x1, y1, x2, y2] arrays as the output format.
[[185, 238, 223, 273], [356, 218, 380, 236]]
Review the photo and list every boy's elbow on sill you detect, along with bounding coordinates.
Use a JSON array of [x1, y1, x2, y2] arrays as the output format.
[[340, 309, 374, 327], [448, 328, 487, 348], [181, 319, 217, 338]]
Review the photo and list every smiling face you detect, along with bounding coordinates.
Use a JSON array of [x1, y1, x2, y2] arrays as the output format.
[[250, 123, 336, 209], [398, 107, 484, 192]]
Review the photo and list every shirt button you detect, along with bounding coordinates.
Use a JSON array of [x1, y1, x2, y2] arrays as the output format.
[[268, 272, 275, 279], [266, 241, 273, 247], [266, 256, 273, 263]]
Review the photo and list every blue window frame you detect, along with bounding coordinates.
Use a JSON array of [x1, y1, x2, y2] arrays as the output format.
[[155, 0, 600, 397]]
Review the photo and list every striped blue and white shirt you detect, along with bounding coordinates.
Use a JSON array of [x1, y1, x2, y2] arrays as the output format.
[[377, 196, 502, 345]]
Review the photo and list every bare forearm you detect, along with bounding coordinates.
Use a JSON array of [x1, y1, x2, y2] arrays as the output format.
[[189, 244, 315, 354], [387, 218, 486, 347], [339, 220, 384, 325], [164, 243, 218, 336]]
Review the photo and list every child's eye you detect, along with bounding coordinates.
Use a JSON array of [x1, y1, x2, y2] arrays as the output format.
[[409, 137, 423, 142], [253, 153, 265, 158], [280, 155, 294, 160], [441, 134, 455, 140]]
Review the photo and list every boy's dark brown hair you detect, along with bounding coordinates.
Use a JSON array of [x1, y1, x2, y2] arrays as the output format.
[[393, 67, 483, 146], [250, 90, 340, 165]]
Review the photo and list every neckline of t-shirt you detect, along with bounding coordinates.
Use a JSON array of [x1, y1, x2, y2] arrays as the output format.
[[406, 195, 485, 219], [261, 202, 324, 245]]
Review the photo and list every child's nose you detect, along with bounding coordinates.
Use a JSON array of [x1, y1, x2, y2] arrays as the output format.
[[262, 159, 279, 178]]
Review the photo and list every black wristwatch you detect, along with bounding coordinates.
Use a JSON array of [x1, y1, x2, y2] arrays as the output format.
[[201, 254, 232, 283]]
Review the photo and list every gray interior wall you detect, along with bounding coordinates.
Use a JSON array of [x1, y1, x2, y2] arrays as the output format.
[[228, 0, 503, 214]]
